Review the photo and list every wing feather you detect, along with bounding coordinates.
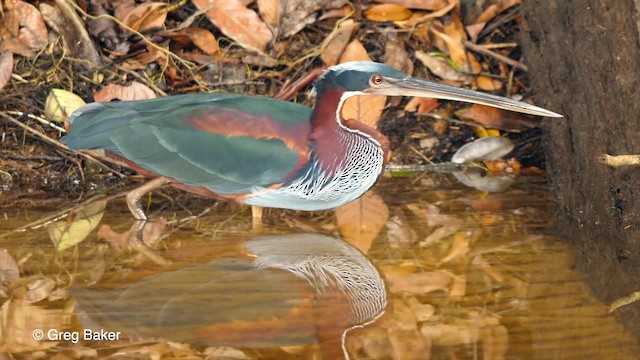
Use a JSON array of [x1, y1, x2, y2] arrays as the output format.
[[62, 94, 313, 194]]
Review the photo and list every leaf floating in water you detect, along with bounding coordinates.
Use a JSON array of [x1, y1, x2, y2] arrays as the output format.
[[48, 200, 107, 251]]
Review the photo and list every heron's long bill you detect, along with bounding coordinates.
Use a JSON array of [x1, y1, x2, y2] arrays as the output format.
[[373, 77, 562, 118]]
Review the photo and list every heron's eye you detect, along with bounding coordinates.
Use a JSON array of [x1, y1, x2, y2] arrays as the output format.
[[371, 74, 384, 86]]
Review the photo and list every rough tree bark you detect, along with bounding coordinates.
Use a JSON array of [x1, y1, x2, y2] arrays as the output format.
[[521, 0, 640, 336]]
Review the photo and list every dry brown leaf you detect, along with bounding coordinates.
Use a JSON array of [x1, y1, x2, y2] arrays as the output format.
[[366, 4, 412, 22], [14, 1, 48, 50], [473, 0, 521, 25], [336, 191, 389, 253], [39, 0, 103, 64], [339, 40, 387, 128], [193, 0, 273, 53], [415, 50, 473, 83], [262, 0, 347, 38], [373, 0, 449, 10], [394, 0, 456, 28], [477, 75, 503, 91], [0, 249, 19, 282], [0, 1, 47, 56], [165, 28, 219, 55], [94, 82, 157, 102], [0, 51, 13, 91], [383, 33, 413, 74], [318, 5, 352, 20], [456, 104, 541, 131], [123, 2, 167, 31], [320, 19, 357, 66], [404, 97, 439, 114], [114, 0, 137, 22], [257, 0, 281, 26]]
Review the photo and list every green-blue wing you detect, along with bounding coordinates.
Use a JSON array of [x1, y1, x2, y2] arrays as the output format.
[[62, 94, 313, 194]]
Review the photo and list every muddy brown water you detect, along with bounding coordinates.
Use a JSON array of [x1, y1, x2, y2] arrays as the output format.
[[0, 175, 639, 359]]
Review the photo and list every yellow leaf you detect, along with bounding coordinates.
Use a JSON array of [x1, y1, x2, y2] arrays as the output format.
[[48, 200, 107, 251], [44, 89, 86, 123]]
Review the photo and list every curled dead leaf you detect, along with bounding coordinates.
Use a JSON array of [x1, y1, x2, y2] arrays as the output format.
[[123, 2, 168, 31], [373, 0, 448, 10], [320, 19, 357, 66], [366, 4, 412, 22], [94, 82, 157, 102], [14, 0, 49, 50]]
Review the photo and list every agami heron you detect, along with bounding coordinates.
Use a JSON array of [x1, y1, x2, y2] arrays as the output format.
[[62, 62, 561, 219]]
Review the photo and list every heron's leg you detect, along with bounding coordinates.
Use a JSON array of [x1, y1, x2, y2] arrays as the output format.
[[251, 205, 264, 233], [251, 205, 263, 218], [128, 220, 171, 266], [126, 177, 170, 220]]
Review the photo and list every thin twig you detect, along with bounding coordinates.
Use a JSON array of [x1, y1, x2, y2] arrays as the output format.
[[6, 111, 66, 133], [462, 40, 528, 71], [0, 111, 127, 178]]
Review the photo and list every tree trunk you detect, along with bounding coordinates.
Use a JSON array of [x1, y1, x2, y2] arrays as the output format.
[[521, 0, 640, 336]]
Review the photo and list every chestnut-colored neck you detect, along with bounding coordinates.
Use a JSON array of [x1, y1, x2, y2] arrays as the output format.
[[310, 89, 391, 168]]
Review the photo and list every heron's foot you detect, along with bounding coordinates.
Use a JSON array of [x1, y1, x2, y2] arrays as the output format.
[[125, 177, 170, 220], [128, 220, 171, 266], [609, 289, 640, 313]]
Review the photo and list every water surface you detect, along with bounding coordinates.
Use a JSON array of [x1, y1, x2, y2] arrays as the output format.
[[0, 175, 638, 359]]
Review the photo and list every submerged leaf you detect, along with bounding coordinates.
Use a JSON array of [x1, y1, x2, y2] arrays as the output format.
[[336, 191, 389, 253], [0, 249, 19, 282]]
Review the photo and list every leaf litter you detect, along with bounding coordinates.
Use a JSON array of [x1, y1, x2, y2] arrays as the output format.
[[0, 0, 562, 358]]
